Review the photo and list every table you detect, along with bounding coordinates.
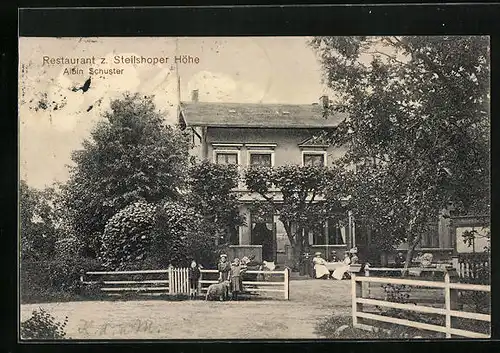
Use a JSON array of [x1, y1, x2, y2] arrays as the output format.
[[325, 262, 347, 272]]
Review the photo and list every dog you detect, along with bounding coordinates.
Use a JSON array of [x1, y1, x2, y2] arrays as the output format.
[[205, 280, 230, 301]]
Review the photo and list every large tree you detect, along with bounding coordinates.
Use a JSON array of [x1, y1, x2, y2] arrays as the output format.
[[310, 36, 490, 268], [62, 94, 191, 257], [186, 160, 244, 246], [244, 165, 348, 268]]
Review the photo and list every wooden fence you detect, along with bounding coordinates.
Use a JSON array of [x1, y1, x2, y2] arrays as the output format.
[[198, 269, 289, 300], [81, 267, 290, 300], [453, 253, 490, 283], [351, 271, 491, 338]]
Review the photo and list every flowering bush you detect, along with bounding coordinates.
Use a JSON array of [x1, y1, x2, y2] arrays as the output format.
[[20, 308, 68, 339]]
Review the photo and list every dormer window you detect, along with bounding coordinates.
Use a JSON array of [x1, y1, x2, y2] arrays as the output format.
[[302, 151, 327, 167]]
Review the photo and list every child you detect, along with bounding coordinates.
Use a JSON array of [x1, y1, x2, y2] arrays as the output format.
[[229, 257, 246, 300], [217, 254, 231, 283], [188, 260, 201, 299]]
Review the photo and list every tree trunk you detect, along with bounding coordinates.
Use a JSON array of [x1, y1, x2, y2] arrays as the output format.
[[287, 227, 304, 271], [402, 235, 421, 277]]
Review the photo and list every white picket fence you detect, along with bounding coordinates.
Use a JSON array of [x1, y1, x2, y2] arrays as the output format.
[[351, 271, 491, 338], [81, 266, 290, 299]]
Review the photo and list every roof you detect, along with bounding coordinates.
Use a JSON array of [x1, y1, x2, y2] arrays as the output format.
[[180, 102, 346, 128]]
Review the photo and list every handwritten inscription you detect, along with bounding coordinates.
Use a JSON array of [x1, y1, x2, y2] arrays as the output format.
[[77, 319, 160, 336]]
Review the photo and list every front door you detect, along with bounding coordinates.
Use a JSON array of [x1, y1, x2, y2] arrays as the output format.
[[251, 211, 276, 262]]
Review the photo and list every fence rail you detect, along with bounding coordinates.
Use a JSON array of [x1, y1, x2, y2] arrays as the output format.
[[351, 272, 490, 338], [81, 267, 290, 300]]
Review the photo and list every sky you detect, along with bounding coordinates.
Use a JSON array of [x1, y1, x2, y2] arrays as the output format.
[[19, 37, 332, 189]]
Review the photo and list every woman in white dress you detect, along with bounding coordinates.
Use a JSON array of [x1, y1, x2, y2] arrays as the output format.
[[331, 251, 352, 280], [312, 252, 330, 279]]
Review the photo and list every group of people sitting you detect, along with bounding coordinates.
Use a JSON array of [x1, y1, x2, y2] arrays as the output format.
[[311, 248, 359, 280]]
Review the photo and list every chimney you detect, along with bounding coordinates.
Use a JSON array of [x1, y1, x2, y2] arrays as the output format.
[[320, 95, 329, 108], [191, 89, 199, 103]]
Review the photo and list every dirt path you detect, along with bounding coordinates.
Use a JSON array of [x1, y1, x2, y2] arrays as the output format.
[[20, 279, 351, 339]]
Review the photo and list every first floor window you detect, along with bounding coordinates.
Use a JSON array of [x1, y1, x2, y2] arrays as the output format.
[[215, 152, 238, 165], [303, 153, 326, 167], [249, 153, 272, 167]]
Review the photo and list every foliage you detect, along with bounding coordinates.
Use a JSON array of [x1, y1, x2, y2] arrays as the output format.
[[20, 308, 68, 339], [20, 255, 103, 303], [98, 198, 219, 270], [150, 201, 219, 268], [244, 165, 349, 267], [61, 93, 191, 258], [382, 283, 411, 303], [99, 201, 157, 270], [20, 180, 60, 261], [187, 160, 244, 245], [310, 36, 490, 266], [314, 315, 438, 339]]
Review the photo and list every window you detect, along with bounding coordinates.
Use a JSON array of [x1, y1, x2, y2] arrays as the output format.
[[302, 151, 326, 167], [327, 220, 346, 245], [249, 153, 272, 167], [307, 220, 346, 245], [215, 152, 238, 165], [312, 228, 326, 245]]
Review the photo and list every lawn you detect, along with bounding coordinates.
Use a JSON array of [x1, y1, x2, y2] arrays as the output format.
[[20, 279, 352, 339]]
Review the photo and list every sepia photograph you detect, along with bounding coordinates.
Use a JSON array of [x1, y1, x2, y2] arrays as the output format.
[[18, 35, 491, 340]]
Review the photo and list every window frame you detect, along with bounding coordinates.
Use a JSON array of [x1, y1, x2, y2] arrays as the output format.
[[247, 149, 275, 168], [301, 150, 327, 167], [213, 149, 241, 166]]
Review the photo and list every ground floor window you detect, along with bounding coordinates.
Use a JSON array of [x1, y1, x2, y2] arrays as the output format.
[[307, 219, 346, 246], [327, 220, 346, 245]]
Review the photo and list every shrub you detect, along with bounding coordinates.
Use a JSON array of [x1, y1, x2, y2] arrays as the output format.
[[314, 315, 440, 339], [149, 201, 218, 268], [99, 201, 157, 270], [20, 308, 68, 339], [20, 256, 103, 303]]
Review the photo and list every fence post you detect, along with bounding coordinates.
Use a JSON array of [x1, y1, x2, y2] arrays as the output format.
[[451, 256, 459, 272], [198, 270, 203, 297], [284, 267, 290, 300], [168, 265, 173, 295], [445, 272, 452, 338], [351, 273, 363, 327]]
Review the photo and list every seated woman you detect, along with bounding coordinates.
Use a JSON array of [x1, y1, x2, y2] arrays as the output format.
[[331, 251, 351, 280], [312, 252, 330, 279]]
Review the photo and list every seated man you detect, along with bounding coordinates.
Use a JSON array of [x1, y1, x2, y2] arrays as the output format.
[[394, 252, 406, 267]]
